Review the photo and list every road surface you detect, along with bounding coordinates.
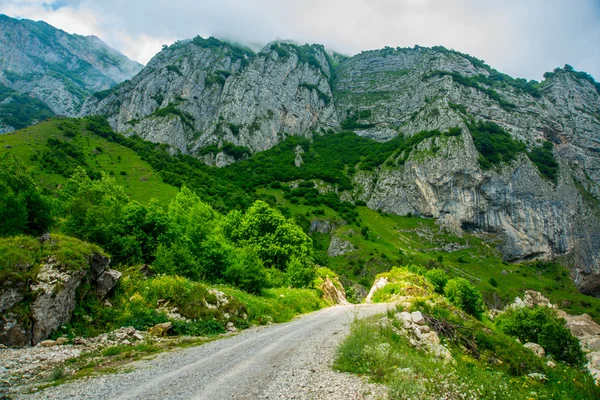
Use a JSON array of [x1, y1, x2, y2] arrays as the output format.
[[26, 303, 392, 400]]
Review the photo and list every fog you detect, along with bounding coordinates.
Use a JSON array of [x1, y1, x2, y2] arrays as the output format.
[[1, 0, 599, 81]]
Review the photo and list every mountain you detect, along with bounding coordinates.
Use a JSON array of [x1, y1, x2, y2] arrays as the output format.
[[0, 14, 142, 121], [81, 37, 600, 296]]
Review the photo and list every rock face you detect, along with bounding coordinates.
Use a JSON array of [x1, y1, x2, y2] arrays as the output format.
[[319, 276, 349, 305], [82, 40, 600, 294], [0, 236, 121, 347], [327, 235, 357, 257], [0, 15, 142, 116], [81, 39, 338, 154]]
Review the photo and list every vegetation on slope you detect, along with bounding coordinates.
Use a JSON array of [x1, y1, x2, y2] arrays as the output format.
[[335, 265, 597, 399], [0, 85, 54, 130]]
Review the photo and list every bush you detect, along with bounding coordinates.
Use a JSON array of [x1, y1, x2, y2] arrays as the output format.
[[495, 307, 586, 367], [445, 278, 485, 319], [488, 277, 498, 287], [425, 269, 449, 294], [224, 247, 270, 294]]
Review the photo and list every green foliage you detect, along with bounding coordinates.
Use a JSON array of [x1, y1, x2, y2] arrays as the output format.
[[0, 154, 53, 236], [340, 109, 375, 130], [205, 70, 231, 86], [225, 201, 315, 284], [445, 278, 485, 319], [495, 307, 586, 367], [527, 141, 560, 182], [467, 120, 526, 169], [425, 269, 449, 294], [0, 234, 104, 285], [150, 103, 196, 130], [165, 65, 182, 76], [0, 84, 54, 129], [425, 71, 516, 110], [223, 247, 270, 294], [40, 137, 88, 177]]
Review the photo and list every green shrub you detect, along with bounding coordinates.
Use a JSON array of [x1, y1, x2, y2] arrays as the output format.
[[425, 269, 449, 294], [495, 307, 586, 367], [224, 247, 270, 294], [467, 120, 526, 169], [527, 141, 559, 182], [489, 277, 498, 287], [445, 278, 485, 319]]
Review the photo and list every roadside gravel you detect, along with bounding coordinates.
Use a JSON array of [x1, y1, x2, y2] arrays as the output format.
[[21, 304, 392, 399]]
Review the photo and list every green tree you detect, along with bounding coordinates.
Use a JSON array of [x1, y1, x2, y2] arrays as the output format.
[[225, 200, 313, 271], [445, 278, 485, 319], [425, 269, 449, 294], [0, 154, 53, 236]]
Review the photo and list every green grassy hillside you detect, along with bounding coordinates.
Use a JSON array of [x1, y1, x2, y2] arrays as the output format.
[[2, 117, 599, 321], [0, 117, 178, 205]]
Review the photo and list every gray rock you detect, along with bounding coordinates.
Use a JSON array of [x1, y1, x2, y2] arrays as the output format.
[[524, 342, 546, 358], [327, 236, 357, 257], [95, 269, 122, 299]]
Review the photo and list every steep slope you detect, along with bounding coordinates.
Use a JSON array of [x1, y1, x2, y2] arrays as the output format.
[[81, 38, 338, 160], [82, 39, 600, 295], [333, 47, 600, 294], [0, 117, 179, 205], [0, 14, 142, 118]]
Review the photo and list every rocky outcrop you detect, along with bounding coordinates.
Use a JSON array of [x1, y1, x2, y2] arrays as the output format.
[[365, 277, 388, 304], [309, 218, 346, 234], [508, 291, 600, 380], [327, 235, 356, 257], [81, 39, 338, 153], [319, 276, 349, 305], [0, 236, 121, 347], [0, 15, 142, 116]]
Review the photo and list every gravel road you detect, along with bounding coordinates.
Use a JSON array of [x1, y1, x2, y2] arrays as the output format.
[[23, 304, 392, 400]]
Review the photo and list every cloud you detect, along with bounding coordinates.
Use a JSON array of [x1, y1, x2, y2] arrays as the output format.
[[0, 0, 598, 81]]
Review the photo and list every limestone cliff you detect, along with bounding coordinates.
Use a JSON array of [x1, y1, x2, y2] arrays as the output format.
[[81, 39, 338, 159], [81, 40, 600, 294]]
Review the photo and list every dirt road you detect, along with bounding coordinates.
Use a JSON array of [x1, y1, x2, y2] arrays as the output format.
[[25, 303, 392, 399]]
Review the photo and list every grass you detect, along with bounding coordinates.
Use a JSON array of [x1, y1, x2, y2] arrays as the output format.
[[335, 307, 599, 399], [255, 185, 600, 321], [0, 118, 179, 205], [0, 234, 105, 284]]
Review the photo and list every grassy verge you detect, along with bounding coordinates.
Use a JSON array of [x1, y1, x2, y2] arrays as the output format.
[[335, 310, 599, 400]]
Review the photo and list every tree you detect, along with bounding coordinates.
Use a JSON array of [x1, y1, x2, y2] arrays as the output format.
[[224, 200, 313, 271], [0, 154, 53, 236], [445, 278, 485, 319]]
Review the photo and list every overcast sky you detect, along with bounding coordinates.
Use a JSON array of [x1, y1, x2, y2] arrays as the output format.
[[1, 0, 599, 81]]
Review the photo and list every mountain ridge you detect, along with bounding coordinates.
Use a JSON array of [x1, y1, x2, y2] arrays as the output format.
[[0, 14, 142, 118], [79, 36, 600, 295]]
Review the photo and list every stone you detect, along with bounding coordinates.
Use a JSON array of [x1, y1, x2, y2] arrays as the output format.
[[546, 361, 556, 368], [95, 269, 121, 299], [327, 236, 357, 257], [55, 337, 69, 345], [418, 325, 431, 334], [121, 339, 131, 345], [365, 277, 389, 304], [73, 337, 87, 345], [133, 333, 144, 341], [411, 311, 425, 325], [226, 322, 237, 333], [319, 276, 349, 305], [40, 340, 56, 347], [149, 322, 173, 337], [524, 342, 546, 358]]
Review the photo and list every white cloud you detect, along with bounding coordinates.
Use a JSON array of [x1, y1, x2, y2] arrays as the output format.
[[0, 0, 598, 80]]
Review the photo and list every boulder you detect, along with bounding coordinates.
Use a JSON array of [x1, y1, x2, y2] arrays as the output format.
[[327, 236, 357, 257], [524, 342, 546, 358], [320, 276, 349, 305], [95, 269, 122, 299], [365, 277, 389, 304], [0, 235, 120, 347], [149, 322, 173, 337]]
